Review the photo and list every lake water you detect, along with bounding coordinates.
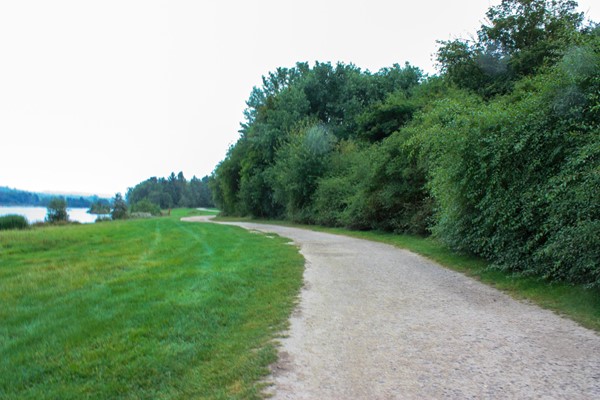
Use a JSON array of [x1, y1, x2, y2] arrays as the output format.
[[0, 206, 108, 224]]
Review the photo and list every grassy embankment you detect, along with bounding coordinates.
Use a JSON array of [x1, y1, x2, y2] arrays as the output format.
[[0, 209, 303, 399], [215, 216, 600, 332]]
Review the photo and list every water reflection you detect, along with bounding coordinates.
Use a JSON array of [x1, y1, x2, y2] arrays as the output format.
[[0, 206, 110, 224]]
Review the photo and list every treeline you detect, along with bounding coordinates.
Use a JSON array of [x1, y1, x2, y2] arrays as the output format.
[[0, 186, 108, 208], [126, 172, 214, 210], [211, 0, 599, 287]]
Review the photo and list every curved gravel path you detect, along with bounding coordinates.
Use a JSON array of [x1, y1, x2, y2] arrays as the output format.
[[183, 216, 600, 399]]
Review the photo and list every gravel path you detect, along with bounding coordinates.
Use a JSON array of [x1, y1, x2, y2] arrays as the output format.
[[183, 216, 600, 399]]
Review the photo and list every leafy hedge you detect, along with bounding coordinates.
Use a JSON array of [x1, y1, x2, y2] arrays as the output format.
[[211, 1, 599, 287], [413, 44, 600, 286]]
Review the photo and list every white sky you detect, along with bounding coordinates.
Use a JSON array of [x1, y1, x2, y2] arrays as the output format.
[[1, 1, 598, 197]]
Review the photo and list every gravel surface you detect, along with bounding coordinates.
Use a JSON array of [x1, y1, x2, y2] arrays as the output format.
[[183, 216, 600, 399]]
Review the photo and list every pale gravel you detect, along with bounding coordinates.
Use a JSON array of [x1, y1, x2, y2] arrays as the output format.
[[182, 216, 600, 399]]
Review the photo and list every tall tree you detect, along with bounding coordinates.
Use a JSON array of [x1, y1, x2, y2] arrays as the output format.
[[437, 0, 585, 96], [111, 193, 128, 220], [479, 0, 584, 75], [46, 197, 68, 223]]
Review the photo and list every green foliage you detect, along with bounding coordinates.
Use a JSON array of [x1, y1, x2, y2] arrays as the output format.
[[110, 193, 128, 220], [0, 215, 28, 230], [211, 2, 599, 287], [415, 46, 600, 286], [348, 130, 432, 234], [310, 80, 447, 233], [356, 91, 417, 142], [436, 39, 509, 97], [126, 172, 214, 210], [436, 0, 586, 97], [130, 199, 161, 216], [272, 124, 336, 221], [479, 0, 584, 76], [211, 61, 423, 219], [189, 175, 214, 208], [311, 132, 433, 234], [45, 197, 69, 223], [88, 200, 110, 214], [238, 166, 281, 218], [210, 143, 245, 216], [312, 141, 370, 227]]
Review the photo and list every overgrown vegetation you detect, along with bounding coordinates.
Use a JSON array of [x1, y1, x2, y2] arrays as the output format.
[[0, 210, 303, 399], [0, 215, 28, 230], [211, 0, 599, 288], [88, 199, 111, 214], [127, 172, 214, 210], [129, 198, 161, 216], [110, 193, 128, 220], [45, 197, 69, 223]]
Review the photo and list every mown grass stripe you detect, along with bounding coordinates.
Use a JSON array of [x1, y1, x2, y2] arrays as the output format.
[[0, 210, 303, 399]]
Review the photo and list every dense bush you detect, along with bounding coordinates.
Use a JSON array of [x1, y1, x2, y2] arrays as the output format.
[[130, 199, 161, 216], [111, 193, 128, 220], [272, 124, 336, 222], [211, 1, 598, 286], [312, 141, 370, 227], [127, 172, 213, 210], [46, 197, 69, 223], [347, 130, 431, 234], [211, 62, 424, 218], [414, 55, 600, 286], [0, 215, 29, 230], [88, 200, 110, 214]]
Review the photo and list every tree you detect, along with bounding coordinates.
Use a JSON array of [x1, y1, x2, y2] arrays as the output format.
[[130, 199, 161, 216], [356, 91, 417, 142], [210, 144, 245, 215], [126, 172, 213, 209], [479, 0, 584, 76], [189, 175, 214, 208], [111, 193, 128, 220], [437, 0, 585, 96], [436, 39, 503, 96], [46, 197, 68, 223], [88, 200, 110, 214], [272, 124, 336, 221]]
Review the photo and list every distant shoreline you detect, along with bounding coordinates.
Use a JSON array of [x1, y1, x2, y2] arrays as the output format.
[[0, 186, 110, 208], [0, 205, 107, 224]]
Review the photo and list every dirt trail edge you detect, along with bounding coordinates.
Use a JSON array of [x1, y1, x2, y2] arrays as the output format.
[[182, 216, 600, 399]]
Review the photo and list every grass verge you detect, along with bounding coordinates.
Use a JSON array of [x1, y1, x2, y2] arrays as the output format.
[[215, 216, 600, 332], [0, 210, 303, 399]]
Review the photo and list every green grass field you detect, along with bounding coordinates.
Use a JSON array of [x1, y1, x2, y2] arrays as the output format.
[[0, 210, 303, 399]]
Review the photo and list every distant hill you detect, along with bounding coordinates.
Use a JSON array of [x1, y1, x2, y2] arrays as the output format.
[[0, 186, 110, 208]]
